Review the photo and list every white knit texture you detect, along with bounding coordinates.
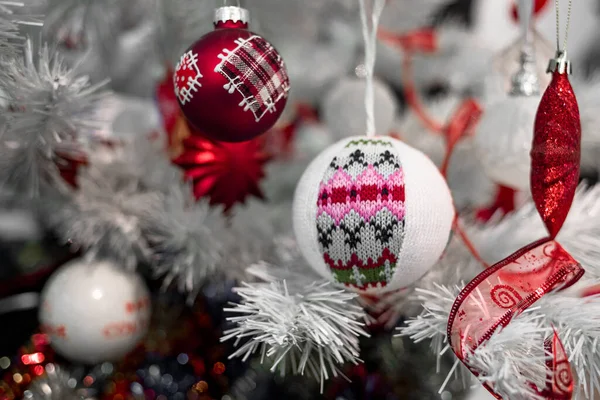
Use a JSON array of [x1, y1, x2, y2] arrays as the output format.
[[388, 137, 454, 289], [292, 136, 454, 294]]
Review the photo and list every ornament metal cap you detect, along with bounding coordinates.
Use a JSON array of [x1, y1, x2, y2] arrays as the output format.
[[510, 51, 540, 96], [510, 0, 539, 96], [214, 6, 250, 25], [547, 50, 572, 75]]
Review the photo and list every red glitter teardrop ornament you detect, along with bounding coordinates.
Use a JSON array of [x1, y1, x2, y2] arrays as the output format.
[[173, 6, 290, 143], [531, 57, 581, 239]]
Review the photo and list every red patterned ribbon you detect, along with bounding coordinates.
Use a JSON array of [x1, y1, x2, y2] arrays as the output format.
[[378, 28, 444, 135], [476, 185, 517, 222], [541, 330, 574, 399], [377, 28, 437, 54], [448, 239, 583, 399], [440, 98, 482, 176]]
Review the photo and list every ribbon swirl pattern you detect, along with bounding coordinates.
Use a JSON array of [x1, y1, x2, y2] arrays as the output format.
[[447, 239, 583, 399]]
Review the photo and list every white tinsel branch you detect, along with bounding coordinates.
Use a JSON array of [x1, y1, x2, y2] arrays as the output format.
[[86, 135, 183, 194], [140, 182, 228, 296], [45, 159, 158, 270], [42, 0, 122, 56], [219, 200, 296, 281], [0, 2, 22, 53], [0, 1, 41, 57], [0, 39, 109, 196], [400, 284, 462, 360], [466, 315, 549, 400], [222, 262, 369, 392], [54, 134, 301, 296], [154, 0, 215, 65]]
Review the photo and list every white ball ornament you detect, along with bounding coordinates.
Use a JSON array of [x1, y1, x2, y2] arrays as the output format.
[[474, 95, 540, 191], [293, 136, 454, 294], [39, 258, 151, 364], [322, 77, 398, 140]]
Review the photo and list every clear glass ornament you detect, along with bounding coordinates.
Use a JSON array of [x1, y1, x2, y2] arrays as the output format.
[[476, 0, 548, 191], [475, 95, 540, 191], [491, 29, 554, 96]]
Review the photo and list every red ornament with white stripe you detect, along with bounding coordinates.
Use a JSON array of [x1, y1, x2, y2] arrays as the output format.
[[173, 6, 290, 143]]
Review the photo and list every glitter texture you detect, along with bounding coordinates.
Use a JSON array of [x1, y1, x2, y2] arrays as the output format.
[[531, 70, 581, 239]]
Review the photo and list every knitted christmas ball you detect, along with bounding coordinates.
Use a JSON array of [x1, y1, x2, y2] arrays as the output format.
[[293, 136, 454, 294]]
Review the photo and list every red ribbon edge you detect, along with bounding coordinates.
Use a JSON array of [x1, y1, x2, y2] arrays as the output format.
[[447, 238, 584, 399]]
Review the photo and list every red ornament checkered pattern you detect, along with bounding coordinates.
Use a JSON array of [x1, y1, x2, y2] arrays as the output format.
[[215, 35, 290, 123]]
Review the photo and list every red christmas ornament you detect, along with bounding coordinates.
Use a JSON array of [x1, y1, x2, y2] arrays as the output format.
[[156, 67, 271, 212], [173, 6, 290, 143], [511, 0, 550, 22], [55, 147, 89, 188], [171, 113, 270, 212], [531, 54, 581, 239]]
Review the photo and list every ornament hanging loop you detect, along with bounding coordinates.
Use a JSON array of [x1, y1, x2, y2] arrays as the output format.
[[358, 0, 386, 138], [548, 0, 573, 74]]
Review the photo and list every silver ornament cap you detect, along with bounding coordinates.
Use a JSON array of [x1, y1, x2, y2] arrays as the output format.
[[547, 50, 572, 75], [510, 51, 540, 96], [510, 0, 540, 96], [214, 6, 250, 25]]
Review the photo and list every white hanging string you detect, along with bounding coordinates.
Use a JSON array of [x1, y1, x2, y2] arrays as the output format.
[[358, 0, 385, 138]]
